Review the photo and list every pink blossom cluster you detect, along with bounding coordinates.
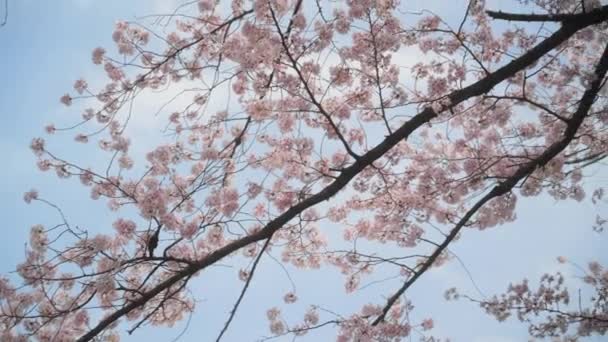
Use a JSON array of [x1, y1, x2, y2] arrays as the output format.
[[7, 0, 608, 340]]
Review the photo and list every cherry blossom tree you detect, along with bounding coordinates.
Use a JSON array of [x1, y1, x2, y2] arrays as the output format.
[[2, 0, 608, 341], [456, 259, 608, 340]]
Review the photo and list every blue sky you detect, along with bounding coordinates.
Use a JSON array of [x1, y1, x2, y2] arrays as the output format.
[[0, 1, 606, 341]]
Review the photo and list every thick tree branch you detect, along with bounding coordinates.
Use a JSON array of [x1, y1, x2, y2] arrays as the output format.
[[486, 6, 608, 22], [372, 41, 608, 325], [76, 7, 608, 341]]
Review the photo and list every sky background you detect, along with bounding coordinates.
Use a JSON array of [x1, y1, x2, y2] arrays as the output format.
[[0, 1, 606, 341]]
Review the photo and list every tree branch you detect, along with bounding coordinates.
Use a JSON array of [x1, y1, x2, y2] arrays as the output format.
[[486, 6, 608, 22], [372, 41, 608, 325], [215, 238, 272, 342], [76, 7, 608, 341]]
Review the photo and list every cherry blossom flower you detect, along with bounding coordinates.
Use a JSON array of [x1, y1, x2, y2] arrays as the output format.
[[29, 137, 45, 156], [23, 189, 38, 204], [73, 79, 88, 94], [283, 292, 297, 304], [60, 94, 72, 106], [92, 47, 105, 64]]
